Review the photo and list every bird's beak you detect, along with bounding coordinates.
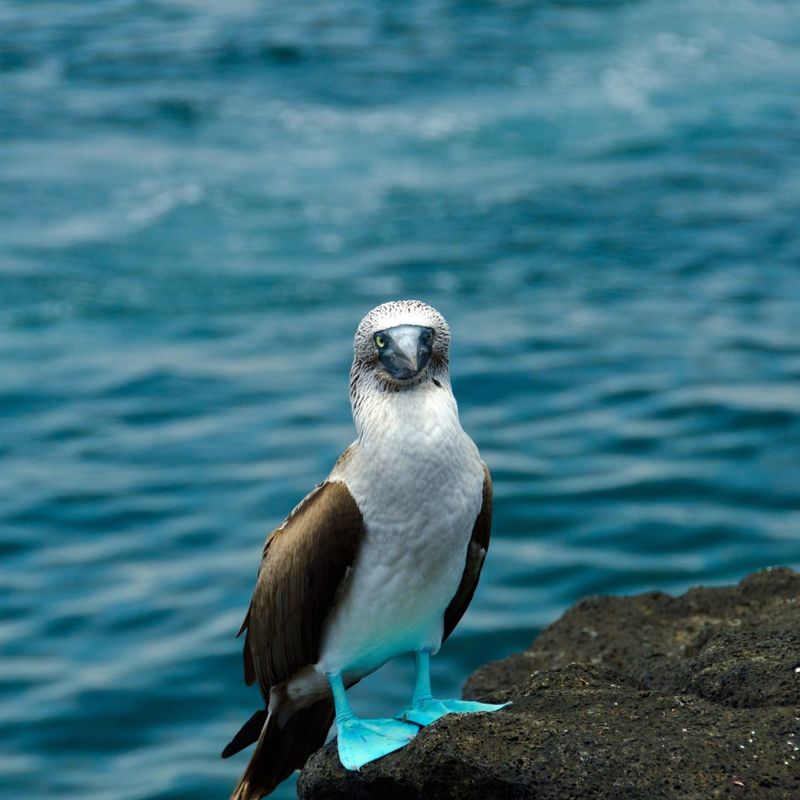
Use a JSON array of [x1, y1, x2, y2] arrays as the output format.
[[377, 325, 433, 380]]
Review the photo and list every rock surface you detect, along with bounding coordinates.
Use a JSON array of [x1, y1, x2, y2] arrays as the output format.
[[298, 568, 800, 800]]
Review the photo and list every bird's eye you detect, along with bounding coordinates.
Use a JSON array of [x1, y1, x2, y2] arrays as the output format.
[[423, 330, 434, 344], [374, 334, 386, 349]]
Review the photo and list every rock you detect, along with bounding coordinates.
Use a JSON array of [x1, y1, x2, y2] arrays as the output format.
[[298, 568, 800, 800], [466, 567, 800, 709]]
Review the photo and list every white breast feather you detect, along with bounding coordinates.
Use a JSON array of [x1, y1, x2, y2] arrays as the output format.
[[317, 381, 485, 676]]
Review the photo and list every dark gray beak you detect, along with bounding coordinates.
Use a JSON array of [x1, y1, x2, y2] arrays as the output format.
[[377, 325, 434, 380]]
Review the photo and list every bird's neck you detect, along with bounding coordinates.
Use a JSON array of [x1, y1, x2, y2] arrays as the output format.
[[350, 374, 461, 449]]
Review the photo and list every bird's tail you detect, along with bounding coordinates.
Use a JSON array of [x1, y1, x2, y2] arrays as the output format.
[[225, 699, 334, 800]]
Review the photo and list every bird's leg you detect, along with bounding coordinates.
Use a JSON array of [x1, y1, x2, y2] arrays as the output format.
[[327, 671, 419, 771], [397, 650, 509, 727], [410, 649, 435, 706]]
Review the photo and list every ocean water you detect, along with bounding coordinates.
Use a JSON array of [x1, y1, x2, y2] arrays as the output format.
[[2, 1, 800, 798]]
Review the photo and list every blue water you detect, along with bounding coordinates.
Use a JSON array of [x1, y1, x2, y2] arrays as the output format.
[[2, 1, 800, 797]]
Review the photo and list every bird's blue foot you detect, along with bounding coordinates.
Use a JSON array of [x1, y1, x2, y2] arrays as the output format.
[[336, 717, 420, 770], [398, 697, 509, 727], [327, 673, 420, 771], [399, 651, 509, 726]]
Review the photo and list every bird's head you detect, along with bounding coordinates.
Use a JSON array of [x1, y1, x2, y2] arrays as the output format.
[[351, 300, 451, 393]]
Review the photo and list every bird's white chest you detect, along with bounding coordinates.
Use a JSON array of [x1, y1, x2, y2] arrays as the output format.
[[318, 387, 485, 675]]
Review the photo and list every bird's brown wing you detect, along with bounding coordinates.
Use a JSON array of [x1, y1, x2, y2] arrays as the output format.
[[238, 480, 365, 699], [442, 463, 493, 642]]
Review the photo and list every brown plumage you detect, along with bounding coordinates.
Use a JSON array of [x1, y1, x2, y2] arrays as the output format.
[[223, 467, 493, 799], [224, 481, 363, 800], [243, 482, 364, 694], [443, 463, 492, 642]]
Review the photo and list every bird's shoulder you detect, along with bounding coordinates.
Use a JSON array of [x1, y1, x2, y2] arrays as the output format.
[[257, 477, 363, 587]]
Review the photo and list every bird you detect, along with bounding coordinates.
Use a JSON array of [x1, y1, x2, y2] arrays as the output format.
[[223, 299, 506, 799]]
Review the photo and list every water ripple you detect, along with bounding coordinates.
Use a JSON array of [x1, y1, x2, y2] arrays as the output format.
[[2, 0, 800, 798]]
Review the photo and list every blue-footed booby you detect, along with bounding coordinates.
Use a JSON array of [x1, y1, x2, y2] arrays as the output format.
[[223, 300, 506, 799]]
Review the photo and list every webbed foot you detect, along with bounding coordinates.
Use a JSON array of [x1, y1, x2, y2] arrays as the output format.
[[398, 698, 509, 727], [336, 717, 420, 770]]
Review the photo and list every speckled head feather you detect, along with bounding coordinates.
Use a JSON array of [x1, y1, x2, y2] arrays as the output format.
[[349, 300, 452, 414]]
